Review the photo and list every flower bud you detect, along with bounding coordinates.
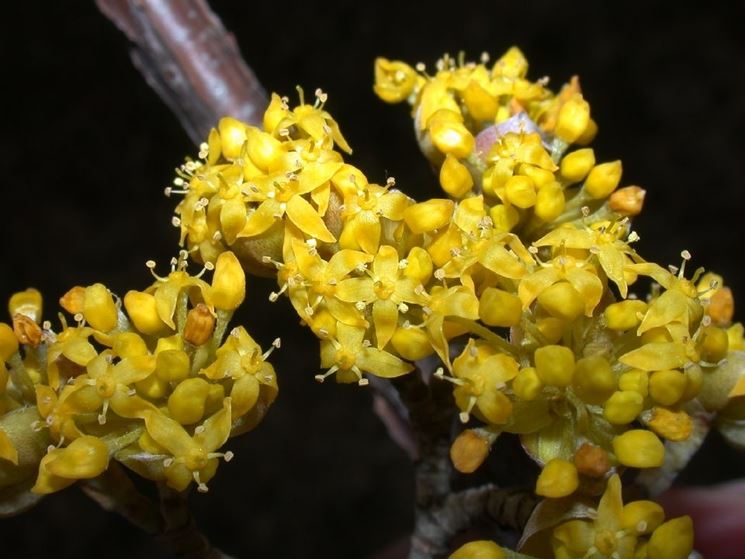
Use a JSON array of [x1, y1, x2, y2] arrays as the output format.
[[59, 286, 86, 315], [489, 204, 520, 232], [698, 325, 728, 363], [574, 443, 610, 478], [537, 281, 584, 321], [245, 126, 283, 171], [618, 369, 649, 397], [584, 160, 622, 199], [124, 290, 168, 335], [504, 175, 536, 208], [609, 186, 646, 216], [439, 155, 473, 198], [535, 459, 578, 498], [560, 148, 595, 183], [478, 287, 522, 327], [649, 369, 687, 406], [218, 117, 247, 160], [572, 355, 615, 405], [604, 299, 647, 331], [647, 407, 692, 442], [576, 118, 598, 145], [404, 199, 454, 234], [534, 345, 575, 387], [209, 251, 246, 311], [168, 378, 211, 425], [9, 288, 42, 323], [534, 181, 565, 222], [12, 314, 42, 347], [512, 367, 543, 401], [492, 46, 528, 79], [612, 430, 665, 468], [647, 516, 693, 559], [184, 304, 215, 346], [449, 540, 505, 559], [390, 326, 433, 361], [83, 283, 118, 332], [462, 81, 498, 121], [112, 332, 148, 359], [604, 390, 644, 425], [621, 501, 665, 535], [555, 96, 591, 143], [0, 323, 19, 361], [450, 429, 492, 473], [155, 349, 191, 383], [430, 120, 475, 159]]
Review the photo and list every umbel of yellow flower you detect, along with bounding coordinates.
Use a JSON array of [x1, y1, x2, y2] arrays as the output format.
[[0, 251, 280, 497], [551, 475, 693, 559]]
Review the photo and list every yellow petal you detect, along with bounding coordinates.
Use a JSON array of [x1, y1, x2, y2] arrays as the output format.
[[373, 245, 400, 281], [327, 249, 372, 279], [479, 243, 526, 279], [336, 278, 375, 303], [286, 195, 336, 243], [619, 342, 688, 371], [358, 347, 413, 378], [534, 227, 594, 249], [518, 268, 560, 307], [373, 299, 398, 349], [194, 398, 232, 453], [238, 199, 281, 238], [566, 267, 603, 316], [144, 410, 197, 458], [298, 161, 344, 194], [45, 436, 109, 479]]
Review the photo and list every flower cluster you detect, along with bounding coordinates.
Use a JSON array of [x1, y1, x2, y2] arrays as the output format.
[[0, 251, 278, 497], [162, 47, 745, 556], [449, 475, 693, 559]]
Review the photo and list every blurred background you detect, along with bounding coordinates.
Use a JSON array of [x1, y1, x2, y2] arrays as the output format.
[[1, 1, 744, 557]]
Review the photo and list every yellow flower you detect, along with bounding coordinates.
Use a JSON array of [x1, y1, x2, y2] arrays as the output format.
[[32, 435, 109, 494], [318, 322, 413, 385], [338, 178, 412, 254], [552, 475, 637, 559], [143, 398, 233, 492], [373, 58, 420, 104], [286, 237, 372, 328], [336, 245, 425, 348], [272, 88, 352, 154], [239, 164, 340, 243], [532, 220, 638, 297]]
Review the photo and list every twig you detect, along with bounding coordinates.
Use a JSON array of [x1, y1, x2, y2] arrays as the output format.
[[81, 462, 163, 534], [156, 483, 236, 559], [369, 376, 418, 460], [96, 0, 267, 143]]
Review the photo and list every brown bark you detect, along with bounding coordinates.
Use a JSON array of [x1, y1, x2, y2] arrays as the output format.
[[96, 0, 267, 143]]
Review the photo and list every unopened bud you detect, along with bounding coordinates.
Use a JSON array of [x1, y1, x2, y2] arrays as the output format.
[[13, 314, 42, 347], [450, 429, 493, 473], [609, 186, 646, 216], [59, 286, 86, 315], [574, 443, 610, 478], [9, 288, 43, 323], [184, 304, 215, 346]]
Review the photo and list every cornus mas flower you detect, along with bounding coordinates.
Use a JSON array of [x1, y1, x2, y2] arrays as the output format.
[[0, 250, 278, 497], [150, 46, 745, 557]]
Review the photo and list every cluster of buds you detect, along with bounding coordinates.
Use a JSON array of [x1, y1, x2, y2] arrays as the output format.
[[164, 46, 745, 557], [0, 251, 278, 500]]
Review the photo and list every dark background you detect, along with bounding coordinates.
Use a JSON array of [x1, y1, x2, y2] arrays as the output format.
[[1, 1, 745, 558]]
